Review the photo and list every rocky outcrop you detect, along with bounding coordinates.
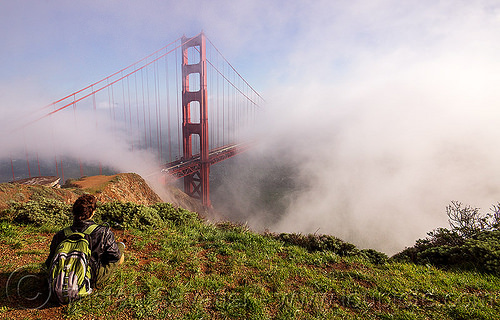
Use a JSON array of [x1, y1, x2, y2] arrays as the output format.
[[10, 176, 61, 188]]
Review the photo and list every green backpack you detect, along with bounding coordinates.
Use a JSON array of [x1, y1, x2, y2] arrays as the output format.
[[49, 224, 98, 304]]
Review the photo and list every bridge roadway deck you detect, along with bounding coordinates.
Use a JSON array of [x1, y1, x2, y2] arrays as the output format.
[[161, 142, 254, 179]]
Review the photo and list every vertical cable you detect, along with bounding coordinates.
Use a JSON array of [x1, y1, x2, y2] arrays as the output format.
[[23, 130, 31, 178], [127, 77, 133, 151], [154, 59, 161, 163], [121, 72, 127, 127], [73, 94, 84, 177], [55, 155, 59, 178], [216, 50, 220, 147], [10, 156, 15, 181], [60, 158, 64, 183], [37, 152, 41, 177], [134, 69, 141, 149], [141, 68, 148, 148], [146, 66, 153, 149], [165, 50, 172, 162], [232, 72, 235, 142], [157, 58, 163, 163], [111, 83, 116, 123], [222, 62, 225, 145], [92, 85, 98, 128], [49, 105, 59, 178], [175, 45, 181, 157]]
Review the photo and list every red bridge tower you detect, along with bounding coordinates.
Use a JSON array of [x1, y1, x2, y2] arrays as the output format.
[[181, 33, 211, 207]]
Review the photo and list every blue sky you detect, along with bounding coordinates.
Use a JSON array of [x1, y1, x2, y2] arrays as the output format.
[[2, 1, 498, 101], [2, 0, 500, 253], [1, 0, 284, 97]]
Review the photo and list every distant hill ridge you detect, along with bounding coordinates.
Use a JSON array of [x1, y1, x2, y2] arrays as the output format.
[[0, 173, 207, 215]]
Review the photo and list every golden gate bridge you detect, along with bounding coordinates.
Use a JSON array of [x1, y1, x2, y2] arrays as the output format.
[[7, 32, 264, 207]]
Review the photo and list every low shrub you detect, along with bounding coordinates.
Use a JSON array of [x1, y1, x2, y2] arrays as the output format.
[[271, 233, 358, 256], [360, 249, 388, 265], [394, 230, 500, 274], [152, 203, 198, 226], [393, 200, 500, 274], [1, 199, 72, 227], [95, 202, 199, 230], [1, 199, 200, 231], [95, 202, 164, 230], [269, 233, 388, 264]]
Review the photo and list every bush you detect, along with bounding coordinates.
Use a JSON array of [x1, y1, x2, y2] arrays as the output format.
[[152, 203, 198, 226], [1, 199, 199, 231], [402, 230, 500, 274], [270, 233, 388, 264], [95, 202, 164, 230], [446, 201, 496, 238], [271, 233, 360, 257], [393, 206, 500, 275], [360, 249, 388, 265], [465, 230, 500, 274], [95, 202, 199, 230], [2, 199, 72, 227]]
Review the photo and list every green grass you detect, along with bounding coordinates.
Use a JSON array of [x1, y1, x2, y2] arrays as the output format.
[[0, 202, 499, 319]]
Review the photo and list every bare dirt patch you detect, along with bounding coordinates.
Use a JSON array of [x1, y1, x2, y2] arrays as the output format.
[[71, 174, 116, 189]]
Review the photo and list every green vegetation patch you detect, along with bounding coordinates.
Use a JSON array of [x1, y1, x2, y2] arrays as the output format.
[[0, 199, 198, 231], [0, 199, 499, 319], [394, 201, 500, 275], [1, 198, 72, 228], [268, 232, 389, 265]]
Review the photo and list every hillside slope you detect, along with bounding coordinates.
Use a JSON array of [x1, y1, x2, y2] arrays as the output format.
[[0, 174, 499, 319], [1, 173, 209, 216], [1, 203, 499, 319]]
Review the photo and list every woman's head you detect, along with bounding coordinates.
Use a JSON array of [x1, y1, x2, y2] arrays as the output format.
[[73, 194, 97, 221]]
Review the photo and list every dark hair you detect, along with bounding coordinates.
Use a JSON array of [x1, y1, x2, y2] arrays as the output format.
[[73, 194, 97, 221]]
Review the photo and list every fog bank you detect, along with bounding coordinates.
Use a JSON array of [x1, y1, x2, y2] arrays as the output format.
[[212, 2, 500, 254]]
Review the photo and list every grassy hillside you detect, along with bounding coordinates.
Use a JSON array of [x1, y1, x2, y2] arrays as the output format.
[[1, 200, 499, 319]]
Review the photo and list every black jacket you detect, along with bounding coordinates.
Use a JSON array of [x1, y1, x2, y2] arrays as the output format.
[[45, 219, 121, 286]]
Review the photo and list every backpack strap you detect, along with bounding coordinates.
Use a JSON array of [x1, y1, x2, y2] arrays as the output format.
[[62, 224, 98, 237], [83, 224, 99, 235], [63, 226, 74, 237]]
